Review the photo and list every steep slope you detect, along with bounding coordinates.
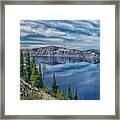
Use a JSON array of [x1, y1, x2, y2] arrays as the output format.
[[20, 79, 56, 100]]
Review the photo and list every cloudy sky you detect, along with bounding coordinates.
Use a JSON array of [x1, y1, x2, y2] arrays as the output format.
[[20, 20, 100, 50]]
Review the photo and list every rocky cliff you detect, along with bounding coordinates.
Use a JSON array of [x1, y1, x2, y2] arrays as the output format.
[[20, 79, 56, 100]]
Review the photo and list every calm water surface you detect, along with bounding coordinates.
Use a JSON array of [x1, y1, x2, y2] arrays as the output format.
[[36, 56, 100, 100]]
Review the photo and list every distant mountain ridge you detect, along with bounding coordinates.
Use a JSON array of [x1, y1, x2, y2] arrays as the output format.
[[21, 45, 100, 64]]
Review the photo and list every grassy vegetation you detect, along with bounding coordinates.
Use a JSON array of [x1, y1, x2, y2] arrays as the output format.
[[24, 93, 42, 100]]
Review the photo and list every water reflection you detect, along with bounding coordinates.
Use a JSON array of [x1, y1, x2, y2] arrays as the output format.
[[36, 56, 86, 65]]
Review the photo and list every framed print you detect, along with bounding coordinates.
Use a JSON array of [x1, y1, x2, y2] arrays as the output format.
[[0, 0, 119, 119]]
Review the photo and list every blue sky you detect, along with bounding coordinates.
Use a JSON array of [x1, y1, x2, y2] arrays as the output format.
[[20, 20, 100, 50]]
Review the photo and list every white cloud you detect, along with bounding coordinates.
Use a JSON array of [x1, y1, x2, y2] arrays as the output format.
[[20, 20, 100, 50]]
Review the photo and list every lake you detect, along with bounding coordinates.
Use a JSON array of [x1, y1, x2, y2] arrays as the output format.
[[36, 56, 100, 100]]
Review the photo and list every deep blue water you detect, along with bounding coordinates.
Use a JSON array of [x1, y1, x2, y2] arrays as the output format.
[[36, 56, 100, 100]]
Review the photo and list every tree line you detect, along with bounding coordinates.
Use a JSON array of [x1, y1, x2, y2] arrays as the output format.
[[51, 72, 78, 100], [20, 49, 79, 100], [20, 49, 44, 88]]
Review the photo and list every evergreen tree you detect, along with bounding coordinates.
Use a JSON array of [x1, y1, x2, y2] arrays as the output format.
[[60, 91, 64, 100], [30, 56, 44, 89], [30, 56, 36, 69], [24, 50, 30, 83], [20, 50, 24, 78], [46, 84, 50, 94], [31, 66, 38, 87], [30, 56, 37, 87], [52, 72, 58, 97], [30, 62, 44, 88], [56, 89, 64, 100], [36, 65, 44, 88], [66, 84, 73, 100], [74, 88, 77, 100]]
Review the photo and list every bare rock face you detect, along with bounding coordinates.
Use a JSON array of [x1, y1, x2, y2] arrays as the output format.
[[20, 79, 56, 100]]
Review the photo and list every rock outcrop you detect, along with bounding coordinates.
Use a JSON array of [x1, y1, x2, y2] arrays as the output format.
[[20, 79, 56, 100]]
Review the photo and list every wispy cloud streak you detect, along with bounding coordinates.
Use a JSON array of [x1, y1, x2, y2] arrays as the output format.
[[20, 20, 100, 50]]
